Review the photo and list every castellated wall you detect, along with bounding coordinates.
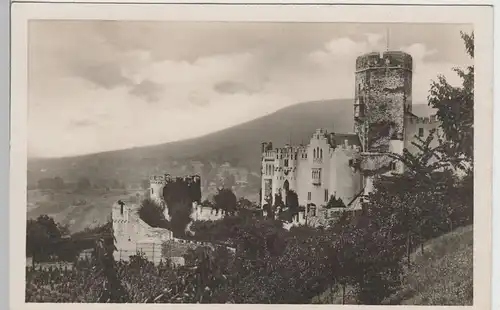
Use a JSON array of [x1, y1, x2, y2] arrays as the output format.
[[191, 204, 226, 222], [404, 114, 441, 154], [354, 51, 413, 153], [150, 173, 227, 223]]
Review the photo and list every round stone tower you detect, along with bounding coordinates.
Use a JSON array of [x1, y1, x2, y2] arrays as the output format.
[[353, 51, 413, 153], [149, 174, 170, 206], [354, 51, 413, 196]]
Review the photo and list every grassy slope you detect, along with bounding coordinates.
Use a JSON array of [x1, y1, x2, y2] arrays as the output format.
[[385, 225, 473, 305], [312, 225, 473, 305]]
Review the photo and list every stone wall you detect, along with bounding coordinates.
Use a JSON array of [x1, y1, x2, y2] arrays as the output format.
[[112, 201, 233, 266], [112, 201, 174, 263]]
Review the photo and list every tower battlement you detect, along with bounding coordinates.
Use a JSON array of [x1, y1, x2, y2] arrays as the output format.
[[149, 174, 172, 185], [408, 115, 439, 124], [276, 146, 300, 153], [149, 174, 201, 186], [334, 144, 361, 152], [356, 51, 413, 72]]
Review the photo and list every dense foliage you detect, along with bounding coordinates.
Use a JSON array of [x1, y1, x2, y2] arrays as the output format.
[[138, 198, 171, 230]]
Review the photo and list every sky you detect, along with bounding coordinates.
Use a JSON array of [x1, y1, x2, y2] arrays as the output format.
[[28, 21, 473, 158]]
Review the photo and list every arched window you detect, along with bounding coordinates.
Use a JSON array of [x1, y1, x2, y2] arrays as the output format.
[[313, 149, 316, 158], [320, 149, 323, 158]]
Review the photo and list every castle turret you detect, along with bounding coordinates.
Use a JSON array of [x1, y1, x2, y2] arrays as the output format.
[[354, 51, 413, 193], [354, 51, 412, 153], [112, 200, 132, 261], [149, 174, 169, 206]]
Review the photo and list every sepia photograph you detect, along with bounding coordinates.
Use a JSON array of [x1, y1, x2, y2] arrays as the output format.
[[9, 2, 493, 308]]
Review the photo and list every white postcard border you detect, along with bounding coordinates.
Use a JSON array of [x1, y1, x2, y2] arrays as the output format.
[[10, 3, 494, 310]]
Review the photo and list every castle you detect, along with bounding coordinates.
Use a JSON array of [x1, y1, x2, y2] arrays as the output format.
[[112, 174, 234, 265], [149, 173, 226, 222], [260, 51, 440, 223]]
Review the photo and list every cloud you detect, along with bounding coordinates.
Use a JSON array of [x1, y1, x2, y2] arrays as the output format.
[[214, 81, 262, 95], [365, 33, 384, 47], [401, 43, 438, 61], [129, 79, 163, 102], [27, 21, 472, 158], [71, 62, 132, 89]]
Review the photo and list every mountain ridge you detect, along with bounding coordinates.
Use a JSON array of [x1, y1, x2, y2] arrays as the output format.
[[28, 99, 436, 188], [27, 98, 436, 231]]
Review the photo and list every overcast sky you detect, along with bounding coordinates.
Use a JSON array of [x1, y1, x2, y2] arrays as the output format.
[[28, 21, 473, 158]]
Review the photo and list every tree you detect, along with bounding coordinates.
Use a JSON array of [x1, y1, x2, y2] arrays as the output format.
[[163, 179, 197, 237], [428, 31, 474, 167], [26, 215, 63, 266], [92, 237, 129, 302], [325, 195, 346, 209], [213, 188, 238, 215], [138, 198, 170, 229]]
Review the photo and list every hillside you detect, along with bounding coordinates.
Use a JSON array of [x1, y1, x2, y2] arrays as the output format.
[[312, 225, 473, 305], [28, 99, 435, 188], [26, 99, 436, 232], [27, 188, 140, 233]]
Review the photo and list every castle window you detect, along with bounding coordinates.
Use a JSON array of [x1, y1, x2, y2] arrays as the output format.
[[313, 149, 316, 158], [390, 162, 397, 170], [419, 128, 424, 137], [295, 154, 298, 160], [284, 159, 289, 167], [320, 149, 323, 158], [307, 192, 311, 201], [151, 188, 154, 195], [324, 189, 329, 202]]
